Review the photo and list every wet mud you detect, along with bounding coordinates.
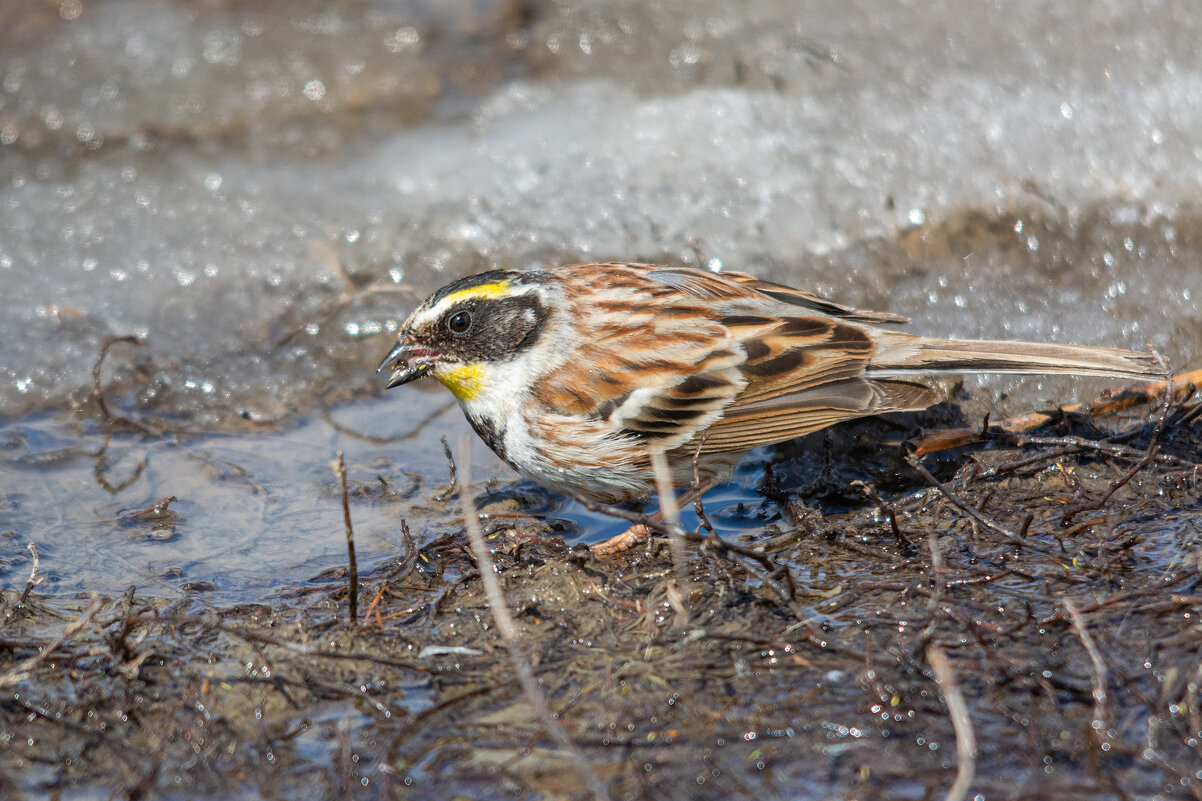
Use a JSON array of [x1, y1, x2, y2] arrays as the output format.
[[3, 383, 1200, 800]]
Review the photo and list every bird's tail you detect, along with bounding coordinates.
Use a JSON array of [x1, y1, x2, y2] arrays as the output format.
[[866, 332, 1162, 381]]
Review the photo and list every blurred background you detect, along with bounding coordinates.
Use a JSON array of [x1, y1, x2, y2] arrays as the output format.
[[1, 0, 1200, 597]]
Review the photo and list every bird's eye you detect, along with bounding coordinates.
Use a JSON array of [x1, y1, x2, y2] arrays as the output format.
[[446, 310, 473, 334]]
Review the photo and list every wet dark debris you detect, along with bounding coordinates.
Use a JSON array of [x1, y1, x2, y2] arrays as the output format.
[[2, 385, 1201, 800]]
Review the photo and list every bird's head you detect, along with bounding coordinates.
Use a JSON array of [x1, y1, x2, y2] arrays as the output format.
[[376, 270, 552, 403]]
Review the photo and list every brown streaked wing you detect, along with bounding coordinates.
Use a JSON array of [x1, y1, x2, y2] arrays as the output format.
[[726, 315, 878, 405], [694, 378, 941, 454], [565, 262, 910, 323], [535, 264, 746, 447], [613, 360, 745, 445], [541, 263, 927, 453], [636, 266, 766, 301], [717, 270, 911, 324]]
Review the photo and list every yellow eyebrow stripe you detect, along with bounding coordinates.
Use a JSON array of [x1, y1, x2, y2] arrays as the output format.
[[441, 282, 510, 305]]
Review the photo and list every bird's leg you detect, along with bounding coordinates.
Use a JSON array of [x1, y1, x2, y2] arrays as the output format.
[[589, 480, 718, 556]]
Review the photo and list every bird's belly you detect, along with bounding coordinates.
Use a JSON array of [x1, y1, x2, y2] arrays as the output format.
[[497, 413, 653, 504], [466, 404, 739, 505], [522, 457, 654, 505], [515, 446, 740, 506]]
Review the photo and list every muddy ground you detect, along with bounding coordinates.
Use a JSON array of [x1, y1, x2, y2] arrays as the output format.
[[3, 384, 1200, 801]]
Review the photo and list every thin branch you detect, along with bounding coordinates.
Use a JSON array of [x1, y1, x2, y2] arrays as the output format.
[[19, 542, 46, 604], [690, 432, 716, 536], [274, 247, 414, 347], [90, 433, 149, 495], [927, 531, 945, 612], [850, 479, 914, 555], [1063, 598, 1111, 735], [434, 435, 458, 503], [905, 453, 1056, 556], [1061, 355, 1174, 523], [91, 336, 158, 435], [456, 435, 608, 801], [122, 613, 426, 671], [1005, 437, 1196, 471], [926, 643, 977, 801], [1, 597, 105, 687], [322, 398, 456, 445], [331, 451, 359, 625], [650, 449, 688, 584], [908, 366, 1202, 456], [581, 499, 776, 569]]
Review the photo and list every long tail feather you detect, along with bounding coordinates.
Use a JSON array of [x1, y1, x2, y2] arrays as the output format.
[[867, 333, 1161, 381]]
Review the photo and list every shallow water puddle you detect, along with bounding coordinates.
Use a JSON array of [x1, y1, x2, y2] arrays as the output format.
[[0, 396, 486, 601], [0, 393, 781, 605]]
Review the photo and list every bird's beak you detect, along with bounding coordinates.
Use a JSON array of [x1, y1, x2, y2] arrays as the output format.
[[376, 338, 440, 389]]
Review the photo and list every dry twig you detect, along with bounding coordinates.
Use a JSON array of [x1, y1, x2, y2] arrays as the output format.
[[690, 432, 716, 536], [19, 542, 46, 604], [456, 435, 608, 801], [910, 367, 1201, 457], [1061, 355, 1174, 523], [331, 451, 359, 625], [849, 479, 914, 555], [275, 243, 412, 347], [926, 643, 977, 801], [650, 449, 689, 585], [434, 435, 458, 503], [92, 336, 158, 435], [1, 597, 105, 687], [89, 434, 149, 495], [1063, 598, 1111, 737], [905, 453, 1052, 556], [122, 613, 427, 672], [322, 398, 456, 445]]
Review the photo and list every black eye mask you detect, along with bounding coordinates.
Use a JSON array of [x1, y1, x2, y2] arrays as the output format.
[[429, 293, 549, 364]]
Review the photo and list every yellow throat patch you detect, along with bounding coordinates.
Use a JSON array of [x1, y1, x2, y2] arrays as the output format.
[[436, 363, 486, 402]]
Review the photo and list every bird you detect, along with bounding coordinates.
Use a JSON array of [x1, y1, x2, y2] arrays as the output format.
[[377, 261, 1160, 515]]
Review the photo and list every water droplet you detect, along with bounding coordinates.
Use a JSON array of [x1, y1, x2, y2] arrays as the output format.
[[303, 80, 326, 102]]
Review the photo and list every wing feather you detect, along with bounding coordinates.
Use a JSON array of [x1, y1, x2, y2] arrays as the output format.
[[710, 270, 910, 324], [538, 263, 929, 455], [727, 316, 876, 404], [692, 379, 940, 453], [615, 263, 910, 323]]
